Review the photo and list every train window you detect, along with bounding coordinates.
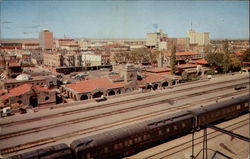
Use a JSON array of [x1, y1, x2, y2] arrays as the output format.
[[174, 126, 177, 130], [125, 140, 128, 146], [114, 144, 118, 150], [245, 103, 249, 107], [119, 142, 123, 148], [129, 139, 133, 145], [134, 137, 138, 143], [104, 147, 109, 153], [182, 123, 186, 128], [138, 136, 142, 142], [143, 135, 147, 140], [158, 130, 163, 135], [236, 105, 241, 110], [86, 153, 91, 159], [166, 128, 170, 132]]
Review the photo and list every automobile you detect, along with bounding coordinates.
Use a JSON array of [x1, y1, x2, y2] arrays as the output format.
[[63, 80, 70, 84], [109, 72, 118, 75], [95, 95, 107, 102], [207, 75, 212, 79], [19, 108, 27, 114], [1, 107, 14, 117], [234, 85, 247, 90]]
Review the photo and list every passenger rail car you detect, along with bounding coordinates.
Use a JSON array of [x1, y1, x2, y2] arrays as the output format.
[[71, 111, 193, 159], [8, 94, 249, 159], [10, 143, 73, 159], [190, 94, 249, 129]]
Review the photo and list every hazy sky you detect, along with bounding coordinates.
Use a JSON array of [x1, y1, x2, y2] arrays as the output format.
[[0, 0, 249, 39]]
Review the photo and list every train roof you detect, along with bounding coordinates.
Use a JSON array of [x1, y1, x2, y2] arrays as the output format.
[[145, 111, 193, 129], [10, 143, 69, 159], [71, 123, 148, 151], [71, 111, 193, 151], [189, 94, 249, 116]]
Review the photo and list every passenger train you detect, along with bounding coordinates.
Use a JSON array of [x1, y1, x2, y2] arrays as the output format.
[[10, 94, 249, 159]]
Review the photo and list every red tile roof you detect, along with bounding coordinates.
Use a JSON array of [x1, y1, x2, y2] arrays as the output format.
[[189, 58, 208, 64], [142, 73, 166, 83], [165, 51, 200, 56], [234, 52, 243, 56], [66, 77, 125, 93], [0, 89, 5, 95], [145, 67, 171, 73], [2, 84, 50, 99], [108, 74, 122, 80], [9, 62, 20, 67], [177, 64, 197, 69]]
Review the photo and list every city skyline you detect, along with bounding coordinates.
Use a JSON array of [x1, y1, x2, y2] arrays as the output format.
[[0, 0, 249, 39]]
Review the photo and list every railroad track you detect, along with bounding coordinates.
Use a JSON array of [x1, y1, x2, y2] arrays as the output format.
[[1, 77, 248, 128], [0, 90, 248, 156], [0, 82, 248, 140], [144, 117, 249, 159]]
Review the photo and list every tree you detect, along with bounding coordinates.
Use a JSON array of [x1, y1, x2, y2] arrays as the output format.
[[181, 71, 188, 82], [222, 40, 231, 73], [170, 46, 177, 74], [205, 52, 224, 68], [242, 48, 250, 62]]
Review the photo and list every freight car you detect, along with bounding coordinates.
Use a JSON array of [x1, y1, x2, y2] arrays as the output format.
[[10, 143, 73, 159], [8, 94, 249, 159]]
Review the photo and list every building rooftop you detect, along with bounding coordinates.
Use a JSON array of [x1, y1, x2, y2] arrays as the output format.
[[177, 64, 197, 69], [189, 58, 208, 64], [145, 67, 171, 73], [66, 77, 125, 93], [142, 73, 167, 83], [165, 51, 200, 56], [2, 84, 50, 100]]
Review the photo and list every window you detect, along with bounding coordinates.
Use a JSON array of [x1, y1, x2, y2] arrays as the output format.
[[45, 96, 49, 101], [129, 139, 133, 145], [236, 105, 241, 110], [245, 103, 248, 107], [182, 123, 186, 128], [158, 130, 163, 135], [118, 142, 123, 148], [86, 153, 91, 159], [166, 128, 170, 132], [138, 137, 142, 142], [174, 125, 177, 130], [124, 140, 128, 146], [114, 144, 118, 150], [104, 147, 108, 153], [17, 100, 22, 104]]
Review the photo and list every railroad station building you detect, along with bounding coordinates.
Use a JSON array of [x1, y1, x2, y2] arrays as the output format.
[[60, 64, 179, 101], [1, 83, 56, 108]]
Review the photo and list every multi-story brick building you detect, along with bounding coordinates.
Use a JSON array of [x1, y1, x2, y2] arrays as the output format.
[[39, 30, 53, 50]]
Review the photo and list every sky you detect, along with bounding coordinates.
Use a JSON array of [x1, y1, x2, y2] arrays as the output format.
[[0, 0, 249, 39]]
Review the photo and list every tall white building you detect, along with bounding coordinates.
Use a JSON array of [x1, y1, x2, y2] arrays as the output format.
[[146, 29, 167, 49], [187, 30, 210, 45]]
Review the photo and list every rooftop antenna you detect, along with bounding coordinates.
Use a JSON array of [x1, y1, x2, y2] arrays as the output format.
[[153, 24, 158, 33]]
